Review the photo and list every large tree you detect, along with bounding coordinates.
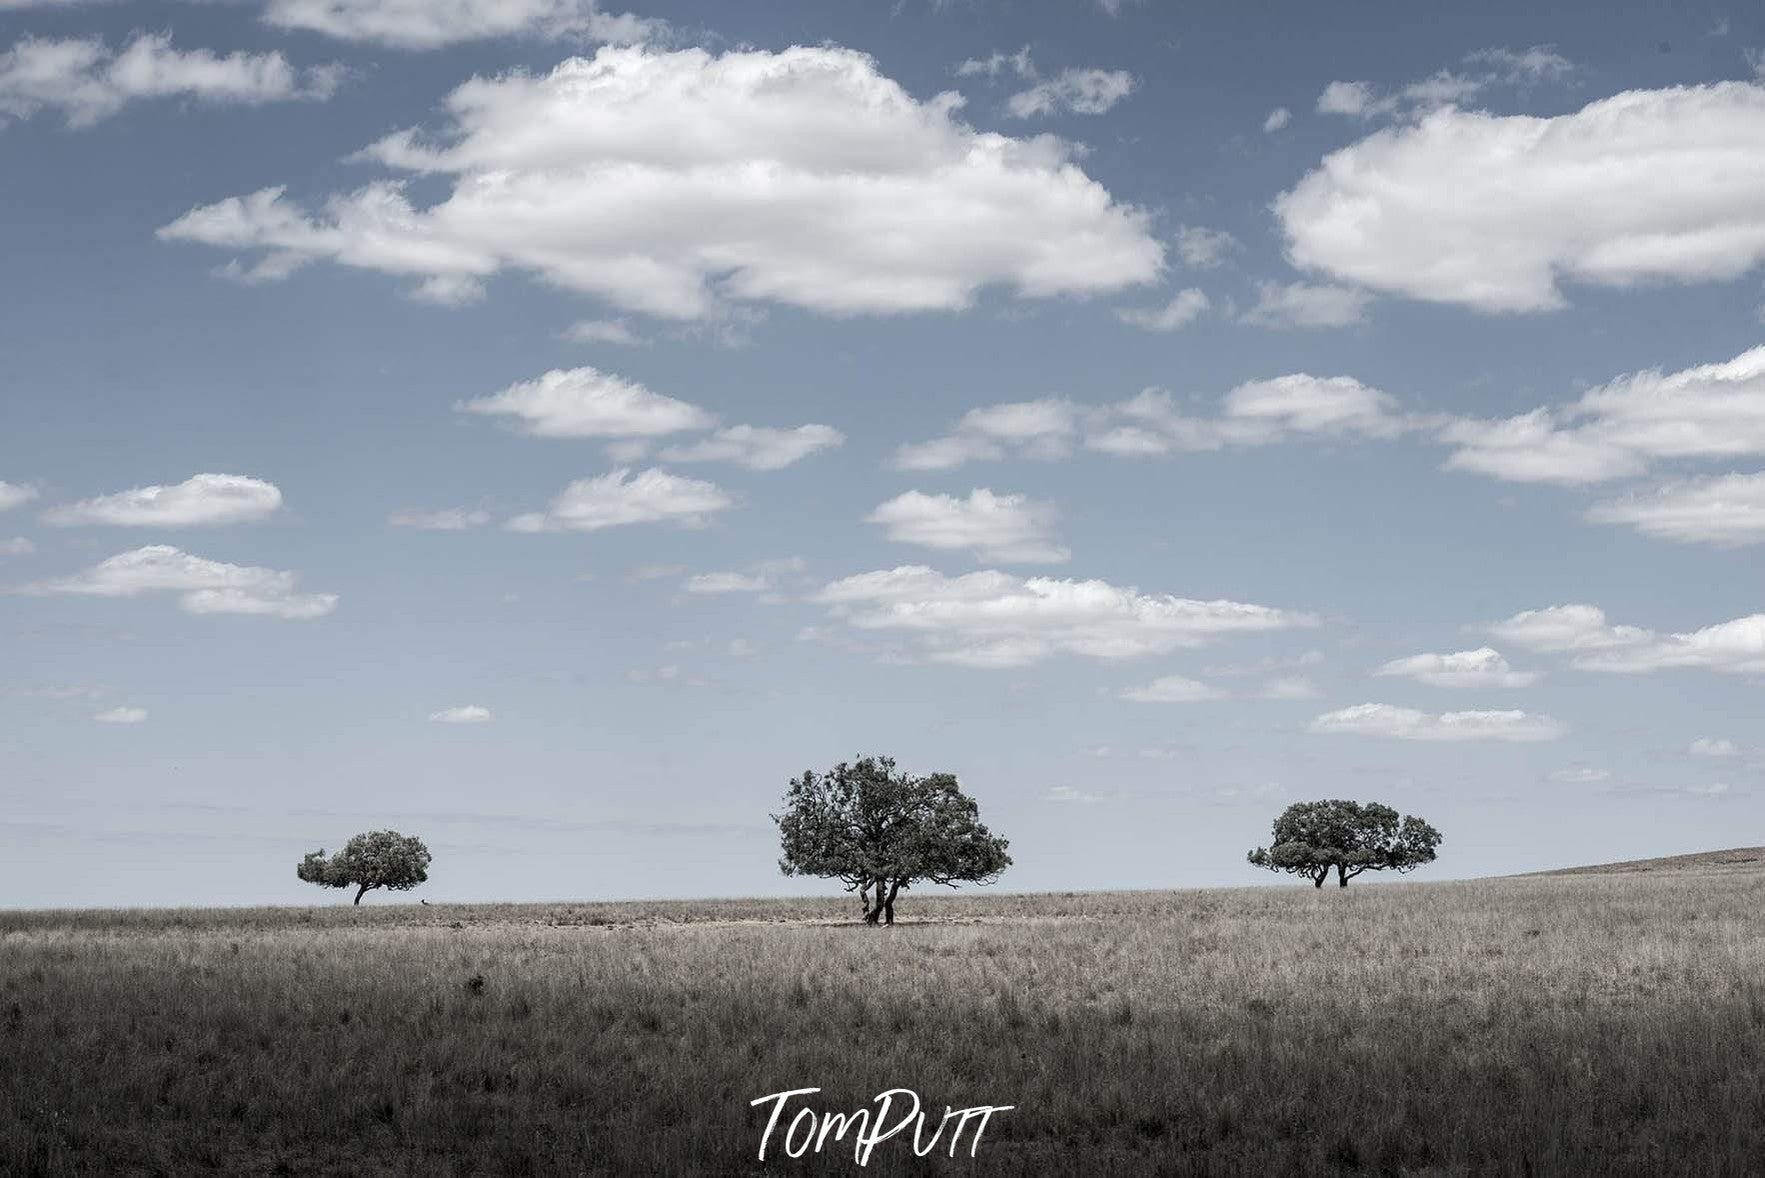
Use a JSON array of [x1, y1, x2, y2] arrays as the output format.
[[298, 830, 432, 905], [774, 756, 1011, 925], [1248, 800, 1440, 888]]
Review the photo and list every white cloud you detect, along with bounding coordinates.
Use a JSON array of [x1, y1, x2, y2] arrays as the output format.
[[1262, 106, 1291, 133], [29, 545, 337, 620], [262, 0, 661, 50], [892, 398, 1079, 470], [1549, 766, 1610, 783], [1121, 674, 1223, 702], [0, 482, 38, 512], [814, 565, 1314, 668], [508, 468, 732, 533], [1373, 646, 1538, 688], [1173, 225, 1238, 268], [1314, 48, 1572, 124], [1573, 614, 1765, 676], [1007, 67, 1135, 117], [1241, 280, 1371, 328], [563, 318, 645, 346], [1309, 703, 1562, 742], [159, 46, 1163, 320], [388, 508, 490, 530], [904, 374, 1412, 470], [1087, 375, 1409, 457], [44, 474, 282, 528], [683, 572, 768, 594], [94, 706, 147, 724], [1116, 288, 1210, 331], [1490, 602, 1765, 677], [0, 537, 33, 556], [0, 33, 341, 128], [657, 424, 844, 471], [1587, 472, 1765, 545], [459, 366, 715, 439], [1440, 347, 1765, 485], [1278, 83, 1765, 312], [955, 47, 1035, 79], [1316, 80, 1381, 117], [1486, 604, 1652, 653], [867, 489, 1069, 564], [1691, 737, 1739, 757], [428, 704, 491, 723], [1046, 784, 1104, 803]]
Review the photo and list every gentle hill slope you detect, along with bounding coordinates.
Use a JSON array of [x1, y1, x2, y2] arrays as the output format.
[[1523, 846, 1765, 877]]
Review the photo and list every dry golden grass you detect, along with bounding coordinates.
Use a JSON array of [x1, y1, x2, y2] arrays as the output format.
[[5, 865, 1765, 1174]]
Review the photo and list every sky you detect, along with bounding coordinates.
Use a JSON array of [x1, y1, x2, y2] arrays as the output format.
[[2, 0, 1763, 908]]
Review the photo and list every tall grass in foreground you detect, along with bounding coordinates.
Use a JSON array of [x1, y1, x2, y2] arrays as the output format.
[[4, 873, 1764, 1174]]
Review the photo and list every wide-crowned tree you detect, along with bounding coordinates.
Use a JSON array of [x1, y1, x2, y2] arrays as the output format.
[[1248, 800, 1440, 888], [298, 830, 432, 905], [774, 756, 1011, 925]]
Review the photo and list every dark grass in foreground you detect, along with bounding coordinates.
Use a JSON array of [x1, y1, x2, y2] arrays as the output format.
[[5, 866, 1765, 1174]]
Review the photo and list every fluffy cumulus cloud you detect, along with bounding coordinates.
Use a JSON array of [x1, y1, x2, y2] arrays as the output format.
[[1486, 604, 1653, 653], [428, 704, 491, 723], [1489, 603, 1765, 676], [657, 424, 844, 471], [262, 0, 660, 49], [1587, 472, 1765, 545], [899, 374, 1413, 469], [459, 367, 714, 439], [1120, 674, 1223, 702], [814, 566, 1314, 668], [1691, 737, 1738, 757], [1262, 106, 1291, 133], [1277, 83, 1765, 312], [1443, 347, 1765, 485], [892, 398, 1079, 470], [508, 468, 731, 533], [44, 474, 282, 527], [1309, 703, 1563, 742], [0, 481, 38, 512], [1116, 288, 1210, 332], [866, 489, 1069, 564], [29, 545, 337, 619], [158, 46, 1163, 320], [0, 33, 341, 128], [1373, 647, 1538, 688], [1007, 67, 1135, 117], [94, 707, 147, 725]]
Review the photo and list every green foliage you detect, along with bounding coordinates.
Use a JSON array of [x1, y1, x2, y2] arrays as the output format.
[[1248, 800, 1441, 887], [774, 755, 1010, 922], [298, 830, 432, 903]]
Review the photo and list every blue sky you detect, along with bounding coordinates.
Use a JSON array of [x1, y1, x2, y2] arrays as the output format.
[[3, 0, 1763, 907]]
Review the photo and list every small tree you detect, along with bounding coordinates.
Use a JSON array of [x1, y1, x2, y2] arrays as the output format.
[[774, 756, 1011, 925], [1248, 800, 1440, 888], [298, 830, 432, 905]]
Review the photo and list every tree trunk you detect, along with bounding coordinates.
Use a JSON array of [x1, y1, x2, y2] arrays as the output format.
[[353, 882, 370, 905], [882, 879, 901, 926], [862, 881, 884, 925], [1312, 869, 1326, 888], [1337, 864, 1350, 887], [857, 877, 871, 922]]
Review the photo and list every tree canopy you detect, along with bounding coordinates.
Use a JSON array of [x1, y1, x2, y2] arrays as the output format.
[[1248, 800, 1441, 888], [774, 755, 1011, 925], [298, 830, 432, 905]]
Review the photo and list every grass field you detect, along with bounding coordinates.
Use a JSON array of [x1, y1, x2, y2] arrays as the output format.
[[5, 857, 1765, 1174]]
